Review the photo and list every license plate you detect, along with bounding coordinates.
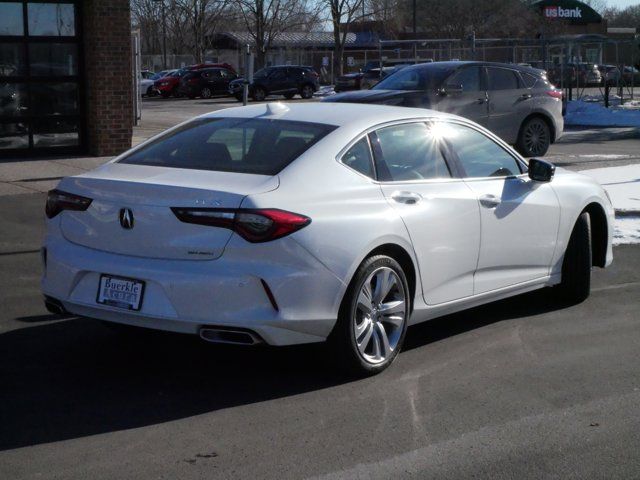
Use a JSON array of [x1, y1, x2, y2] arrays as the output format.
[[97, 275, 145, 311]]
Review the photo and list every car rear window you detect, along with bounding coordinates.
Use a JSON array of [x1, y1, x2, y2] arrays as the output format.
[[119, 118, 337, 175]]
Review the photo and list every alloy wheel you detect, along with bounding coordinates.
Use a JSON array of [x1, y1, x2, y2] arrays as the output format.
[[201, 87, 212, 99], [353, 267, 407, 365], [523, 119, 549, 156], [301, 85, 313, 99]]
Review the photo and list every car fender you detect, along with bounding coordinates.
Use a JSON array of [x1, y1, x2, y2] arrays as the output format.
[[549, 169, 614, 275]]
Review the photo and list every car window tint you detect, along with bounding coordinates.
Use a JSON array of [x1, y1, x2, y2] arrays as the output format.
[[270, 69, 286, 80], [373, 123, 451, 182], [444, 123, 521, 178], [449, 67, 481, 92], [488, 68, 519, 90], [521, 72, 538, 88], [119, 118, 337, 175], [341, 137, 374, 178]]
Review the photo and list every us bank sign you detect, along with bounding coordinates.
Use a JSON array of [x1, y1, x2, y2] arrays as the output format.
[[544, 6, 582, 19]]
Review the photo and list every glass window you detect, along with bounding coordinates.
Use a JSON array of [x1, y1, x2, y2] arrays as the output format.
[[0, 122, 28, 149], [488, 68, 519, 90], [341, 137, 374, 178], [269, 69, 286, 80], [28, 3, 75, 36], [444, 123, 522, 178], [0, 44, 26, 76], [33, 119, 78, 147], [373, 122, 451, 182], [119, 118, 337, 175], [521, 72, 538, 89], [373, 64, 454, 91], [31, 83, 79, 115], [0, 83, 28, 116], [0, 3, 24, 35], [29, 43, 78, 76], [448, 67, 482, 92]]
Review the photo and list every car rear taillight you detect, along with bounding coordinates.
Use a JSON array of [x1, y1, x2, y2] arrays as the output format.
[[45, 189, 92, 219], [170, 208, 311, 243], [546, 90, 563, 99]]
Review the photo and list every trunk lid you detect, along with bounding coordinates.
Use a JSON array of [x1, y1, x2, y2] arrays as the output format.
[[57, 163, 279, 260]]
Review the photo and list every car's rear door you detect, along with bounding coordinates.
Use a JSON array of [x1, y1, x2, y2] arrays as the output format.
[[371, 121, 481, 305], [486, 67, 531, 144], [437, 65, 489, 128], [267, 68, 288, 94], [442, 122, 560, 294]]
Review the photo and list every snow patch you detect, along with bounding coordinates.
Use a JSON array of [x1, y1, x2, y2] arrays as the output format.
[[579, 164, 640, 245], [565, 100, 640, 127]]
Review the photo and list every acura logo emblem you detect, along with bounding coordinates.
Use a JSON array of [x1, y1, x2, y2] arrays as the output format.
[[119, 208, 134, 229]]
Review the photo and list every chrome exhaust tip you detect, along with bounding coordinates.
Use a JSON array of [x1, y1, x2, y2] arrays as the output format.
[[199, 327, 262, 346]]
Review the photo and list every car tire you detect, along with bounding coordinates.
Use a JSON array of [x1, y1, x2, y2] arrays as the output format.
[[300, 84, 314, 99], [329, 255, 410, 376], [146, 86, 155, 97], [516, 116, 551, 157], [557, 212, 592, 304], [200, 87, 212, 99], [284, 92, 296, 100], [252, 87, 266, 102]]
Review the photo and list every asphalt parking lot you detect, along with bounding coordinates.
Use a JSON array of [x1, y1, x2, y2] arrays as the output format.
[[1, 97, 640, 479]]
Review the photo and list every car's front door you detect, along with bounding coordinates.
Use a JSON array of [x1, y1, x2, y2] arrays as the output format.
[[486, 67, 532, 143], [371, 121, 481, 305], [443, 122, 560, 294], [267, 69, 288, 94], [437, 66, 489, 128]]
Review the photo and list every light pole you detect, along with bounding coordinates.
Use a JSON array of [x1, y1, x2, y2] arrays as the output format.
[[153, 0, 167, 70]]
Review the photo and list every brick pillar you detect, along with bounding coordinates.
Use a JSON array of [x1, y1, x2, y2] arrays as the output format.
[[83, 0, 133, 156]]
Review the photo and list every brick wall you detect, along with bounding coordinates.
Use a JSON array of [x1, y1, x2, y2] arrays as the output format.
[[83, 0, 133, 156]]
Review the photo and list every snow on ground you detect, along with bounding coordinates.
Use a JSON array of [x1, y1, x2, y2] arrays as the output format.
[[565, 100, 640, 127], [579, 164, 640, 245]]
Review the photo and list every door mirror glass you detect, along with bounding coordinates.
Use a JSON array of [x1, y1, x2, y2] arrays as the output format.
[[528, 158, 555, 182]]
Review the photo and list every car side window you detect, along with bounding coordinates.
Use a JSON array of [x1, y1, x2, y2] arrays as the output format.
[[448, 67, 482, 92], [269, 69, 286, 80], [445, 123, 522, 178], [521, 72, 538, 88], [341, 137, 374, 178], [488, 67, 519, 90], [372, 123, 451, 182]]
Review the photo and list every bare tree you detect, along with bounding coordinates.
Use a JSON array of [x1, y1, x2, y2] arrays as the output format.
[[174, 0, 230, 62], [233, 0, 318, 68], [322, 0, 364, 77]]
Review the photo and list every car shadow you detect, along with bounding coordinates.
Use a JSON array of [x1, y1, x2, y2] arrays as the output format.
[[0, 287, 571, 451]]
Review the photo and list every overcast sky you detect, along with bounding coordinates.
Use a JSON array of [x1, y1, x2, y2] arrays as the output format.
[[602, 0, 639, 8]]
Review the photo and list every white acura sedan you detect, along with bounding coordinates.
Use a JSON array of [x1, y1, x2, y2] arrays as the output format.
[[42, 103, 613, 374]]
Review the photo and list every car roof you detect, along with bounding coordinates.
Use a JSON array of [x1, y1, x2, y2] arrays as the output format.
[[199, 102, 457, 129], [407, 60, 545, 76]]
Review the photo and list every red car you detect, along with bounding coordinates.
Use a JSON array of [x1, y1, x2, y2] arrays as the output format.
[[155, 63, 236, 98]]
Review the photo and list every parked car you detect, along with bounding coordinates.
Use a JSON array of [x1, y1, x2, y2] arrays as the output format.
[[324, 61, 564, 157], [547, 62, 601, 87], [139, 72, 156, 97], [151, 69, 176, 81], [41, 103, 613, 375], [228, 65, 320, 101], [335, 60, 415, 92], [155, 64, 236, 98], [178, 67, 238, 99]]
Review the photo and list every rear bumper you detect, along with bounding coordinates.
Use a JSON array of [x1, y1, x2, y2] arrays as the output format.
[[42, 234, 345, 346]]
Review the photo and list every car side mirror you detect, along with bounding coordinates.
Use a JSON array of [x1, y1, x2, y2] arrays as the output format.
[[528, 158, 555, 182], [442, 83, 463, 95]]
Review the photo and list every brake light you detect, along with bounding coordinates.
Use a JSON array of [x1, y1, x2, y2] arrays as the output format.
[[170, 208, 310, 243], [45, 189, 92, 218], [546, 90, 563, 99]]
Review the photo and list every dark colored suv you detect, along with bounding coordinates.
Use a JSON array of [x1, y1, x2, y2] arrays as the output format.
[[178, 67, 238, 99], [323, 61, 564, 157], [229, 66, 320, 101]]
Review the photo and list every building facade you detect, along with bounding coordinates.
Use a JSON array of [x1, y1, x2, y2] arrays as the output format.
[[0, 0, 133, 158]]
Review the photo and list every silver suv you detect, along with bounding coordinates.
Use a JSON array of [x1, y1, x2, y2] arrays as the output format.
[[324, 61, 564, 157]]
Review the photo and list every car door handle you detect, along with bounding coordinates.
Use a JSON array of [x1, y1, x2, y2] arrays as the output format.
[[479, 194, 501, 208], [520, 93, 532, 100], [391, 191, 422, 205], [477, 97, 488, 104]]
